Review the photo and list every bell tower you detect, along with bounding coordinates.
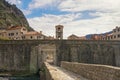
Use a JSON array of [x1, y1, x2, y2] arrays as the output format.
[[55, 25, 64, 39]]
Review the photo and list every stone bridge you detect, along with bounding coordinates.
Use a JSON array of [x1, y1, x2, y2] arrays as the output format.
[[0, 40, 120, 79]]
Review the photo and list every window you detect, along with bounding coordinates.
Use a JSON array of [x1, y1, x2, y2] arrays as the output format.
[[11, 33, 14, 36], [23, 28, 26, 31], [118, 28, 120, 32], [37, 36, 41, 39], [22, 36, 25, 39], [58, 27, 61, 30], [111, 36, 113, 39], [114, 30, 116, 33], [9, 33, 10, 36], [118, 29, 120, 32], [37, 36, 39, 39], [118, 34, 120, 38], [107, 36, 110, 40], [31, 36, 33, 39], [114, 35, 116, 38], [8, 33, 13, 36], [21, 32, 23, 34], [16, 32, 18, 35]]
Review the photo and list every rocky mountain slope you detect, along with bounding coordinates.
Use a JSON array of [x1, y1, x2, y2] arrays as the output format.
[[0, 0, 33, 31]]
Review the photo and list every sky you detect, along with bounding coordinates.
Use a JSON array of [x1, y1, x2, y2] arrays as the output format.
[[6, 0, 120, 38]]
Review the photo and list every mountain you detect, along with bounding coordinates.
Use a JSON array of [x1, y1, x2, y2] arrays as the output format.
[[85, 31, 112, 39], [0, 0, 33, 31]]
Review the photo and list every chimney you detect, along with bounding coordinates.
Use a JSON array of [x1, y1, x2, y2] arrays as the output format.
[[40, 31, 42, 34], [116, 26, 118, 28]]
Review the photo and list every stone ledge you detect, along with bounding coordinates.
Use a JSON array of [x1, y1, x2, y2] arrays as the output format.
[[44, 62, 88, 80], [61, 61, 120, 80]]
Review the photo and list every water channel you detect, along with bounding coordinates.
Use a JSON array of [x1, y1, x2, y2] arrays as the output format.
[[0, 76, 40, 80], [0, 75, 40, 80]]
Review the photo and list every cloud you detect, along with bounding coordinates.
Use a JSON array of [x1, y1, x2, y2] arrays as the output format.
[[27, 12, 120, 38], [23, 0, 59, 15], [27, 13, 82, 38], [28, 0, 56, 10], [22, 9, 32, 16], [58, 0, 120, 12], [6, 0, 22, 5], [6, 0, 120, 39]]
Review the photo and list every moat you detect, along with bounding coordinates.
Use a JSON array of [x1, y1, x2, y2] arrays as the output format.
[[0, 75, 40, 80]]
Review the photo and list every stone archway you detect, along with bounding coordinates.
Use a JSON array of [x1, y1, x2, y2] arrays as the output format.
[[38, 44, 56, 68]]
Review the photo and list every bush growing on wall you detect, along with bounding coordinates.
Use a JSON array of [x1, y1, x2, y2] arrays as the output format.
[[0, 37, 10, 40]]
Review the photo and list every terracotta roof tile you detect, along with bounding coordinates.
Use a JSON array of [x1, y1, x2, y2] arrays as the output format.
[[7, 26, 23, 30], [25, 31, 41, 35]]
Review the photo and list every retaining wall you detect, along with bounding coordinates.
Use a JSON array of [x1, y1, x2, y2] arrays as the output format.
[[61, 61, 120, 80], [44, 62, 87, 80]]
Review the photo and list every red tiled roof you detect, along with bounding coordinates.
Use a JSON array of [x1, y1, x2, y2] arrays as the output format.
[[106, 33, 113, 36], [7, 26, 23, 30], [24, 31, 41, 35], [68, 34, 79, 38]]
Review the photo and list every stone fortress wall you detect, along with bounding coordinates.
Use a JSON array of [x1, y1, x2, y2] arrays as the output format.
[[61, 61, 120, 80], [56, 40, 120, 67], [0, 40, 120, 73]]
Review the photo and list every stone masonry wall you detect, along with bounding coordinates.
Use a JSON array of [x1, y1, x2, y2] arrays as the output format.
[[55, 40, 120, 67], [61, 61, 120, 80], [0, 41, 39, 73], [0, 44, 31, 71], [0, 40, 120, 73]]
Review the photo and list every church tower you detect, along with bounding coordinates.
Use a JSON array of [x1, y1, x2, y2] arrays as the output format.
[[55, 25, 64, 39]]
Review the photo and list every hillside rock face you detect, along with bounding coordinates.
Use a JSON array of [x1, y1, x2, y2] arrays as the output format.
[[0, 0, 33, 31]]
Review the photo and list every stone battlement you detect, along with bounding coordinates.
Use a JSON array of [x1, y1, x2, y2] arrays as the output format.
[[61, 61, 120, 80]]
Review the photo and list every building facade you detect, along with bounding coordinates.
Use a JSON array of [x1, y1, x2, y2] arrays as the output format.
[[22, 31, 46, 40], [101, 26, 120, 40], [111, 26, 120, 40], [6, 26, 28, 40], [0, 26, 53, 40]]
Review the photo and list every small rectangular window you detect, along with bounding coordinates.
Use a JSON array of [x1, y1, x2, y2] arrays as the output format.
[[11, 33, 14, 36], [21, 32, 23, 34], [31, 36, 33, 39], [8, 33, 11, 36], [111, 36, 113, 39], [16, 32, 18, 35], [114, 35, 116, 38], [118, 34, 120, 38]]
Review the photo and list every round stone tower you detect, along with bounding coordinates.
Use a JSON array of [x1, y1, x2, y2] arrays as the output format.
[[55, 25, 64, 39]]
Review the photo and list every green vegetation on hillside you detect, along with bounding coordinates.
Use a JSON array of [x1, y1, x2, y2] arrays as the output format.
[[0, 0, 33, 31]]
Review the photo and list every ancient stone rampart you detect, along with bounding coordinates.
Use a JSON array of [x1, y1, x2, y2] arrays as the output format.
[[0, 40, 39, 74], [55, 40, 120, 67], [61, 61, 120, 80], [0, 40, 120, 73]]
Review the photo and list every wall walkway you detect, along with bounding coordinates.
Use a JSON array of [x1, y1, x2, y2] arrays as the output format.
[[43, 62, 88, 80]]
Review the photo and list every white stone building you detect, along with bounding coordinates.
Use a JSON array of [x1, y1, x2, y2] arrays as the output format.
[[22, 31, 46, 40], [0, 26, 54, 40], [111, 26, 120, 40], [6, 26, 28, 40], [101, 26, 120, 40]]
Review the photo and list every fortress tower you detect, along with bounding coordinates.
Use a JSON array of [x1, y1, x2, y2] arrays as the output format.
[[55, 25, 64, 39]]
